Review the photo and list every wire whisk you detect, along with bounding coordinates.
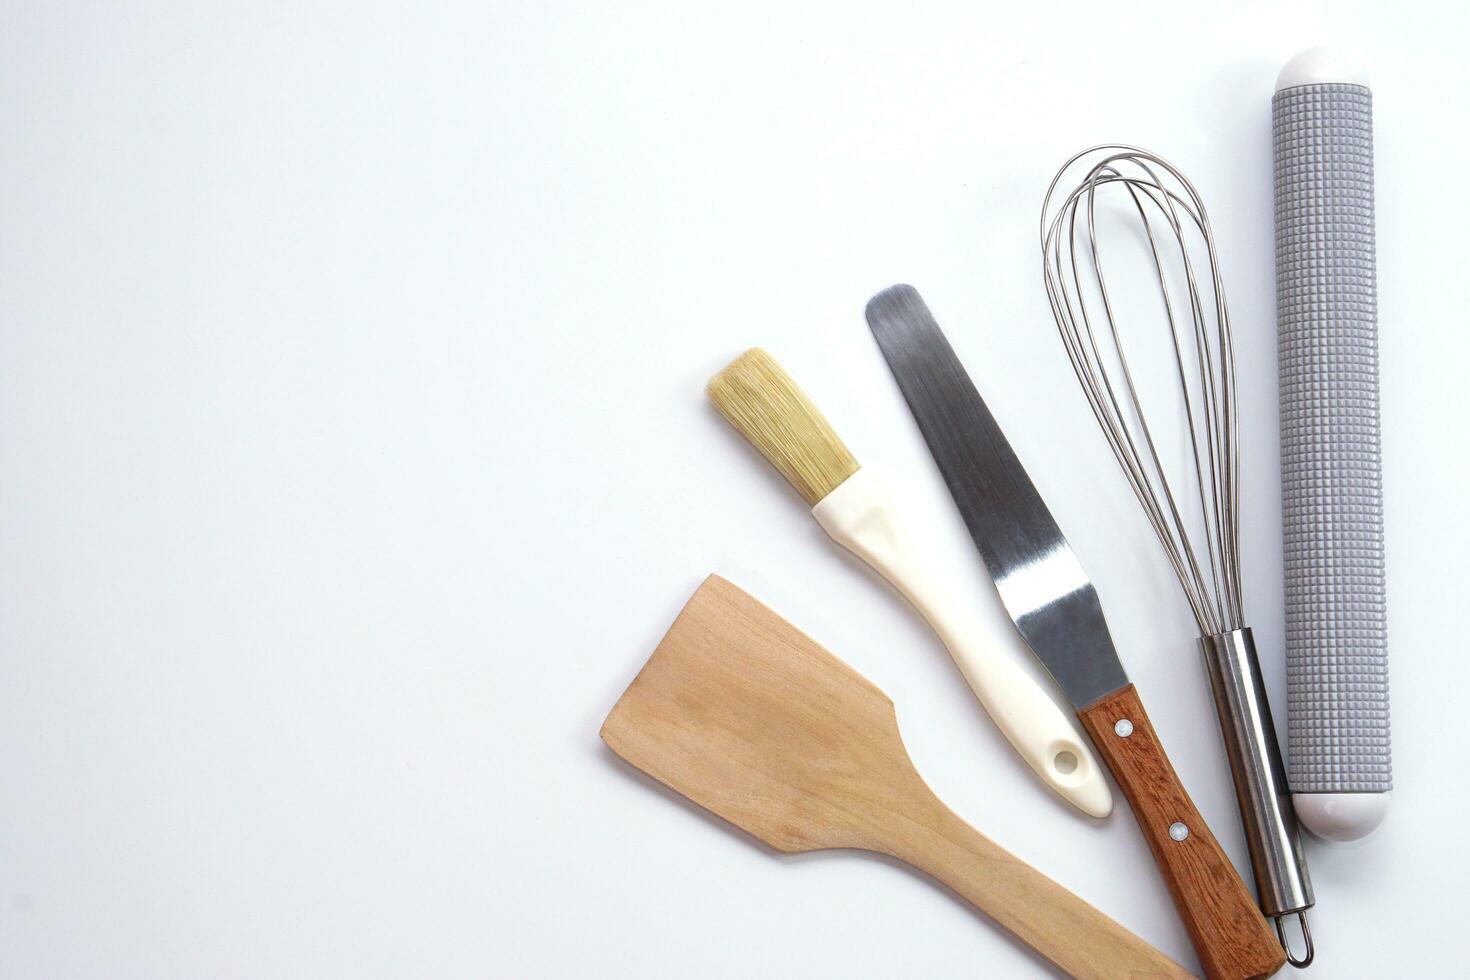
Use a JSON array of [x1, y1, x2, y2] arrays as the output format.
[[1037, 145, 1315, 966], [1039, 146, 1242, 637]]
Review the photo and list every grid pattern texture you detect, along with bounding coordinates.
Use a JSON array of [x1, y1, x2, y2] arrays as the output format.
[[1272, 82, 1391, 793]]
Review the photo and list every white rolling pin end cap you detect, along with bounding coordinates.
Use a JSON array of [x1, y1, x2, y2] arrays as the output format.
[[1276, 45, 1371, 91], [1293, 792, 1390, 844]]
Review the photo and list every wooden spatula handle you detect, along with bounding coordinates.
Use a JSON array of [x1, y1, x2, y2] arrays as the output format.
[[885, 799, 1194, 979], [1079, 685, 1285, 980]]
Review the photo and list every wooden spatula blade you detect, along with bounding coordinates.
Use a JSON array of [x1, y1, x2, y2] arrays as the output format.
[[601, 574, 922, 854]]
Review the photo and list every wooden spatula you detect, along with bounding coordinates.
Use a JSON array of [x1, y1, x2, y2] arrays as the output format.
[[602, 575, 1194, 979]]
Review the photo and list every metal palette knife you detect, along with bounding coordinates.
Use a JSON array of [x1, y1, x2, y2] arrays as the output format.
[[865, 284, 1284, 980]]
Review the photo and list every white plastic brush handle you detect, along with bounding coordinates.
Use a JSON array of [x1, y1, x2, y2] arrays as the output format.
[[813, 468, 1113, 818]]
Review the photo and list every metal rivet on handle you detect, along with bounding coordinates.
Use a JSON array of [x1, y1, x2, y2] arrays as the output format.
[[1114, 719, 1134, 738], [1169, 822, 1189, 842]]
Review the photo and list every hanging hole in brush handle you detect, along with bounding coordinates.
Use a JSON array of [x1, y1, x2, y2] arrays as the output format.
[[1199, 628, 1316, 944]]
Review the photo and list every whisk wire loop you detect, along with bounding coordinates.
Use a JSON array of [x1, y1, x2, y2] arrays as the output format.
[[1040, 146, 1244, 636]]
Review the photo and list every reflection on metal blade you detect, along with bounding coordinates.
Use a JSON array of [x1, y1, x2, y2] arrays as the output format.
[[865, 284, 1128, 708]]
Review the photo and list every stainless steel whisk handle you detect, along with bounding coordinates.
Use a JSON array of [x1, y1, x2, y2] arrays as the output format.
[[1199, 628, 1314, 965]]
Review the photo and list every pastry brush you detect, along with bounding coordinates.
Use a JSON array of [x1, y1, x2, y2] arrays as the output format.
[[707, 349, 1112, 818]]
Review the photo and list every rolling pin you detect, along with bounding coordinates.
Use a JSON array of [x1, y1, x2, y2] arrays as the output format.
[[1273, 46, 1391, 843]]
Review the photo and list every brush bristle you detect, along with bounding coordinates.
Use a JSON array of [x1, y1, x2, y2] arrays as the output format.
[[706, 349, 859, 506]]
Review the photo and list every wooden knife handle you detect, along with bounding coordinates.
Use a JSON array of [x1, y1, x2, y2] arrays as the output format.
[[1078, 685, 1285, 980], [884, 795, 1195, 979]]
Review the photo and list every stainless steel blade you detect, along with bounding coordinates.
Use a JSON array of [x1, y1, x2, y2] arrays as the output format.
[[865, 284, 1128, 709]]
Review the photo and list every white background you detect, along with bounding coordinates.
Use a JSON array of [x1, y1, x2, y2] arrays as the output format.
[[2, 2, 1466, 977]]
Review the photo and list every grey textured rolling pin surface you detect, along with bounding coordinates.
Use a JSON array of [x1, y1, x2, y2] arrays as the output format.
[[1272, 82, 1391, 794]]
